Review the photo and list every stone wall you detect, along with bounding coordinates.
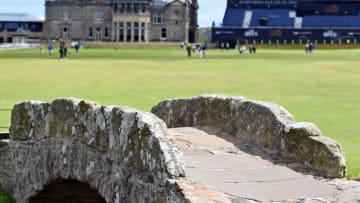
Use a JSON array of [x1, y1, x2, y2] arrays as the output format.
[[45, 0, 196, 42], [0, 98, 186, 202], [151, 95, 347, 178], [44, 4, 113, 41]]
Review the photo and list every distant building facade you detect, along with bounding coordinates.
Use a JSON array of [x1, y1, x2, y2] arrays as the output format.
[[0, 13, 43, 44], [44, 0, 198, 43], [213, 0, 360, 46]]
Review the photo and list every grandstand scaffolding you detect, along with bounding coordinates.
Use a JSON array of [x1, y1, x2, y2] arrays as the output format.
[[213, 0, 360, 46]]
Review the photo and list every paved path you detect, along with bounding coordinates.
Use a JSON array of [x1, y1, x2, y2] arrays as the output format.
[[169, 127, 360, 203]]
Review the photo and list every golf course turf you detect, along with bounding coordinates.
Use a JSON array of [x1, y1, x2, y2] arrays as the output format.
[[0, 47, 359, 179]]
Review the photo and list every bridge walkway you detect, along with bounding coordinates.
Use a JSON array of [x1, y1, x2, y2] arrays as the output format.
[[169, 127, 360, 203]]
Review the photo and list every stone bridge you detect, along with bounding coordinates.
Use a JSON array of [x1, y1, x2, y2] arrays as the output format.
[[0, 95, 359, 203]]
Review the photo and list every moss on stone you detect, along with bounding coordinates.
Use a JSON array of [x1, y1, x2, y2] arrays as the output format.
[[0, 186, 14, 203], [10, 102, 31, 140]]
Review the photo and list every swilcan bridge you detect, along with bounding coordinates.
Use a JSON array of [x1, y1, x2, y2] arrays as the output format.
[[0, 96, 359, 202]]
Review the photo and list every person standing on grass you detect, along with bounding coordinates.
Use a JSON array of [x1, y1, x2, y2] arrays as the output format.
[[239, 45, 246, 54], [180, 41, 185, 49], [309, 43, 314, 53], [305, 43, 309, 54], [252, 44, 257, 54], [64, 46, 68, 58], [199, 44, 206, 58], [74, 41, 79, 52], [59, 38, 65, 59], [59, 46, 64, 59], [48, 44, 54, 55], [40, 44, 45, 56], [186, 44, 192, 57], [220, 42, 224, 50], [192, 44, 197, 53]]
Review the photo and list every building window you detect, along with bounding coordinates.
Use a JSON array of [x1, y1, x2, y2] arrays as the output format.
[[141, 22, 145, 42], [22, 23, 29, 30], [134, 3, 139, 13], [119, 22, 124, 41], [126, 3, 132, 12], [5, 22, 19, 31], [30, 24, 36, 30], [126, 22, 132, 42], [118, 3, 125, 13], [60, 11, 70, 21], [140, 3, 146, 13], [134, 22, 139, 42], [89, 27, 93, 38], [105, 27, 109, 38], [29, 23, 42, 32], [153, 12, 164, 24], [161, 28, 167, 39], [94, 10, 104, 21]]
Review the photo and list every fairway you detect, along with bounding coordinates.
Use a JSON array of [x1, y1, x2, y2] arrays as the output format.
[[0, 47, 359, 178]]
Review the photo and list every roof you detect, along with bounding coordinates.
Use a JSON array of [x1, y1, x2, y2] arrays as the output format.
[[153, 0, 167, 7], [13, 28, 29, 36], [152, 0, 186, 8], [0, 13, 43, 22]]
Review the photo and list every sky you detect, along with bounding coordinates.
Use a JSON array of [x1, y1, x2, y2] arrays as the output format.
[[0, 0, 227, 27]]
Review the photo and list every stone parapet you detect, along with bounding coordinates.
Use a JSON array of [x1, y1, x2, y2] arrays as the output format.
[[151, 95, 346, 178], [1, 98, 185, 202]]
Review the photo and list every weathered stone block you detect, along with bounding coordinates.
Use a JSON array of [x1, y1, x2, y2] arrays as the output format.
[[49, 98, 79, 138], [282, 122, 346, 177], [4, 98, 186, 202], [151, 94, 347, 178], [10, 102, 32, 140]]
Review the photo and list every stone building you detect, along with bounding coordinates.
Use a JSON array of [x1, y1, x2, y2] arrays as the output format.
[[44, 0, 198, 43]]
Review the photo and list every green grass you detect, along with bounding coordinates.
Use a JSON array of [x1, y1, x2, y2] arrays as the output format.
[[0, 47, 359, 179], [0, 187, 14, 203]]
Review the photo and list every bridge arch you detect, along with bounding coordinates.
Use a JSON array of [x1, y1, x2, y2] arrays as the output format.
[[29, 179, 106, 203], [0, 98, 185, 202]]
